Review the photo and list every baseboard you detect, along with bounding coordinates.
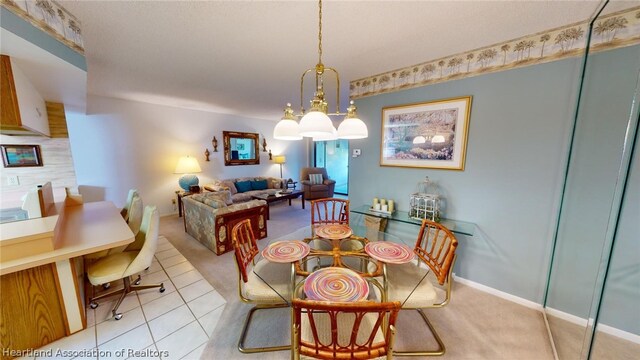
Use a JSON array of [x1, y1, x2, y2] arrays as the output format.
[[596, 323, 640, 345], [544, 306, 589, 327], [545, 307, 640, 345], [452, 274, 543, 310]]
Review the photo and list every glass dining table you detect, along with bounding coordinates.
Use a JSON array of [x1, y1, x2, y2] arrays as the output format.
[[252, 224, 430, 305]]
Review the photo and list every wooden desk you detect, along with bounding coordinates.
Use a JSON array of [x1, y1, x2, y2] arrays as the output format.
[[0, 201, 133, 358]]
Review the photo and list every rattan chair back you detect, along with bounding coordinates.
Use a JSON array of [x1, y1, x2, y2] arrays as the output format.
[[414, 219, 458, 285], [311, 198, 350, 228], [292, 299, 399, 360], [231, 219, 259, 283]]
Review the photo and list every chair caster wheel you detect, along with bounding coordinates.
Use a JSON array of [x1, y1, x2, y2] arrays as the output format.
[[159, 284, 165, 293], [103, 283, 111, 289], [113, 312, 123, 320], [90, 302, 98, 309], [134, 276, 141, 285]]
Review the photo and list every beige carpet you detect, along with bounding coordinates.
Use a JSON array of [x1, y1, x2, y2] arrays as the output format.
[[159, 198, 555, 359]]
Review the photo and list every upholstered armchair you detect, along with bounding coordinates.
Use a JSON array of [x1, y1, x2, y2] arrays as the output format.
[[300, 167, 335, 200]]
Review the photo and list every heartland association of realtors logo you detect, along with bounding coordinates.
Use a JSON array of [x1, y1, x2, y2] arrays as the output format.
[[2, 347, 170, 358]]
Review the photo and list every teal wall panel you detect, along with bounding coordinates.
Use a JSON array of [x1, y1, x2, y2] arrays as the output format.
[[350, 56, 584, 303]]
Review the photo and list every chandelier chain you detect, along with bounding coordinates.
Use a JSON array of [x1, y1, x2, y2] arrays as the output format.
[[318, 0, 322, 64]]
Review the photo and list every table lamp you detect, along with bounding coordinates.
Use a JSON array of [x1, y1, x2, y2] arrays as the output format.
[[174, 156, 202, 191], [273, 155, 286, 178]]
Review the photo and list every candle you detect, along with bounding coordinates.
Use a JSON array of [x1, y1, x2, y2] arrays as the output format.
[[388, 200, 394, 213], [381, 204, 389, 212], [374, 203, 381, 210], [380, 198, 386, 206], [373, 197, 379, 207]]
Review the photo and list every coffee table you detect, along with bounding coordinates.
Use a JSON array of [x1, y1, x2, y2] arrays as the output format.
[[251, 190, 305, 219]]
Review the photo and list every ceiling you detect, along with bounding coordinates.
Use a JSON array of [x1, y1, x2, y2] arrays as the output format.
[[60, 0, 633, 121]]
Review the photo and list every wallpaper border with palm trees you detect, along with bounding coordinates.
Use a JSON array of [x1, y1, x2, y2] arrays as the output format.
[[1, 0, 84, 54], [350, 6, 640, 99]]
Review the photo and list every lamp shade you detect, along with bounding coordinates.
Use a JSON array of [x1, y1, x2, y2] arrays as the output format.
[[312, 126, 338, 141], [337, 117, 368, 139], [174, 156, 202, 174], [273, 119, 302, 140], [273, 155, 286, 164], [298, 111, 335, 138]]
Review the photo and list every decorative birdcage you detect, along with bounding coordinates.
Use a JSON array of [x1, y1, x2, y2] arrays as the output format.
[[409, 176, 441, 222]]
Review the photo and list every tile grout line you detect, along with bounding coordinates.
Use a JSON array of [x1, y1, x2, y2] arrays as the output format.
[[156, 238, 213, 343], [153, 248, 208, 340], [178, 339, 209, 360], [134, 264, 161, 360]]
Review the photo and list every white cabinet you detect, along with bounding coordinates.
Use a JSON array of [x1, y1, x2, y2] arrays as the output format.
[[0, 55, 50, 136]]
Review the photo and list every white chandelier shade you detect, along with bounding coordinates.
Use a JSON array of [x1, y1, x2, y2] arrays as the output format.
[[337, 116, 368, 139], [298, 111, 336, 138], [273, 119, 303, 140], [312, 126, 338, 141]]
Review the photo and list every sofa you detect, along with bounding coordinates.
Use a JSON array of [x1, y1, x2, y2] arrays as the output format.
[[183, 191, 268, 255], [300, 167, 335, 200], [204, 176, 286, 203]]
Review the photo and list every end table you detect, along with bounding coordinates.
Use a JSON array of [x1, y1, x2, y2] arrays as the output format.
[[286, 181, 298, 190], [176, 191, 193, 217]]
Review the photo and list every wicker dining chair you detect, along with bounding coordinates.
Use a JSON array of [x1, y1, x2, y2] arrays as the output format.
[[292, 299, 400, 360], [309, 198, 351, 269], [383, 219, 458, 356], [310, 198, 349, 233], [231, 219, 292, 353]]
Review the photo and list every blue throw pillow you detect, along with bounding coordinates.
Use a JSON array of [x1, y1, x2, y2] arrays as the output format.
[[251, 179, 268, 190], [235, 180, 252, 193]]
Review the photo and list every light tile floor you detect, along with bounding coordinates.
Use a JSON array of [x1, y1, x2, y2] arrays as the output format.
[[24, 236, 224, 360]]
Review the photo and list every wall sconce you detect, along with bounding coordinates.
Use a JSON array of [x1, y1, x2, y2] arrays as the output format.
[[204, 148, 210, 161], [212, 136, 218, 152]]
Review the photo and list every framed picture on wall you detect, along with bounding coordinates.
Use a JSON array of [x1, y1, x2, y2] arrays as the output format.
[[380, 96, 472, 170], [1, 144, 43, 167]]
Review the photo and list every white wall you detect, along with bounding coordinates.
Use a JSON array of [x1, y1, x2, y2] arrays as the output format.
[[0, 134, 77, 208], [66, 95, 307, 215]]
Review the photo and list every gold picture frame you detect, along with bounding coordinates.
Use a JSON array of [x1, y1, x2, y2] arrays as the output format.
[[380, 96, 472, 170], [223, 131, 260, 166]]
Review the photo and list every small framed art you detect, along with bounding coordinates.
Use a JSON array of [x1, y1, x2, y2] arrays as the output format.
[[1, 144, 43, 167]]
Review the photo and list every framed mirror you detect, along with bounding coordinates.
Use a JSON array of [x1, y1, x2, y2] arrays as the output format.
[[223, 131, 260, 166]]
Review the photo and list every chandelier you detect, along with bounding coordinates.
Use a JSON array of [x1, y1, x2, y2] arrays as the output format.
[[273, 0, 368, 141]]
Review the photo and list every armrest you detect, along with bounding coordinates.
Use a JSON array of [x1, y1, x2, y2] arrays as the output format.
[[203, 183, 229, 192], [323, 179, 336, 185]]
